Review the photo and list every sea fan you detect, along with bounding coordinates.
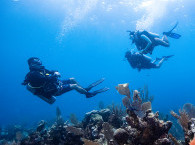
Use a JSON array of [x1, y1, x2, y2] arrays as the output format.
[[115, 83, 131, 98]]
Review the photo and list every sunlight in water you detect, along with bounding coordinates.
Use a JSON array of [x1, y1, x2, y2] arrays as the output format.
[[57, 0, 98, 42], [134, 0, 184, 30], [54, 0, 184, 40]]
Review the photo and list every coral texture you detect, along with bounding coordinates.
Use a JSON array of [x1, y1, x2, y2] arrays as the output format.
[[0, 85, 194, 145]]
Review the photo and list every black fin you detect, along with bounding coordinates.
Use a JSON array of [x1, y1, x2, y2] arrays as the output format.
[[163, 22, 181, 39], [170, 22, 179, 32], [92, 87, 109, 94], [85, 78, 105, 91], [163, 55, 174, 60], [86, 87, 109, 98], [168, 33, 181, 39]]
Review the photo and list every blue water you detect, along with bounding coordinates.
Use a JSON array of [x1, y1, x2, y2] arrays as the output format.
[[0, 0, 195, 125]]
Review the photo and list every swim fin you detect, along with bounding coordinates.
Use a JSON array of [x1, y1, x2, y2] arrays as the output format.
[[85, 78, 105, 91], [168, 33, 181, 39], [86, 87, 110, 98], [156, 57, 161, 61], [163, 22, 181, 39], [163, 55, 174, 60]]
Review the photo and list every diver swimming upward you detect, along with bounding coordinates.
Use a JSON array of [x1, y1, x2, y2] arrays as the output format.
[[128, 22, 181, 54], [22, 57, 109, 104]]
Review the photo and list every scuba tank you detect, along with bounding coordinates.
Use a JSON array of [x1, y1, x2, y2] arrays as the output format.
[[27, 83, 56, 104], [26, 70, 57, 104]]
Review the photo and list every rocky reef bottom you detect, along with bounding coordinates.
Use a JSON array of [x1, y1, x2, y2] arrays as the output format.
[[0, 84, 195, 145]]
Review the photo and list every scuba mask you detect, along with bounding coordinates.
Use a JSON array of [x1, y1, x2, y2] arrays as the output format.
[[28, 57, 42, 66]]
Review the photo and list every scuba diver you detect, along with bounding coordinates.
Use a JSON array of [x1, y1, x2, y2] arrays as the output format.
[[125, 51, 174, 71], [22, 57, 109, 104], [128, 22, 181, 54]]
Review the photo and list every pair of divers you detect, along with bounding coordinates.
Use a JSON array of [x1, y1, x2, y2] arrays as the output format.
[[22, 57, 109, 104], [125, 22, 181, 71]]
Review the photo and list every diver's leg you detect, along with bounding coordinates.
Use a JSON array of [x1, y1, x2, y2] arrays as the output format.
[[70, 84, 88, 94], [151, 59, 157, 64], [151, 57, 162, 63], [55, 78, 84, 96], [162, 35, 169, 43], [57, 78, 108, 98], [156, 58, 165, 68], [62, 78, 83, 88], [55, 83, 73, 96], [145, 62, 157, 69], [69, 78, 81, 85], [154, 36, 170, 47]]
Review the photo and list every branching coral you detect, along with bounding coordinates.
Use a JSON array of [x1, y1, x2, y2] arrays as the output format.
[[56, 106, 64, 125], [114, 83, 172, 145], [113, 108, 172, 145], [70, 113, 79, 126], [183, 103, 195, 119], [116, 83, 152, 118], [21, 108, 84, 145], [2, 86, 194, 145], [102, 122, 116, 145], [138, 85, 154, 103], [168, 133, 182, 145], [171, 103, 195, 144], [107, 103, 125, 128]]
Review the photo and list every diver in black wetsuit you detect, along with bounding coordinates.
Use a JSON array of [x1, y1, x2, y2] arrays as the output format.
[[128, 22, 181, 54], [125, 51, 174, 71], [22, 57, 109, 104]]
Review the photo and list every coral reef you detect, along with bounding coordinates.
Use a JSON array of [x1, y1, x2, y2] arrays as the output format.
[[116, 83, 152, 118], [0, 84, 194, 145], [113, 108, 172, 145], [82, 109, 111, 141], [138, 85, 154, 103], [170, 103, 195, 145], [0, 124, 27, 144], [113, 83, 172, 145], [107, 103, 125, 128], [21, 108, 84, 145], [70, 113, 79, 126]]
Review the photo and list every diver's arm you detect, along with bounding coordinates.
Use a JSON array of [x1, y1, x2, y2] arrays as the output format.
[[140, 35, 152, 52]]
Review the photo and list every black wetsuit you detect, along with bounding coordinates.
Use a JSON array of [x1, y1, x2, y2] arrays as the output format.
[[23, 65, 72, 98], [134, 30, 157, 54], [125, 52, 157, 70]]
